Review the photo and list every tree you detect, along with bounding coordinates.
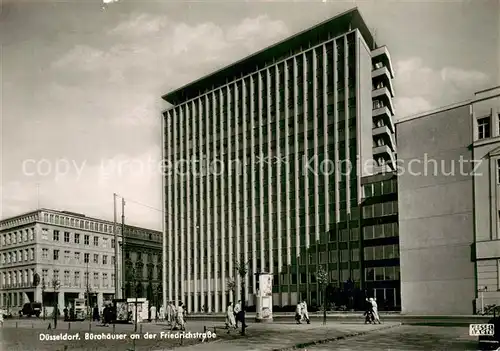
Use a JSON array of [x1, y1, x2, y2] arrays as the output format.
[[234, 257, 250, 336], [316, 266, 329, 325], [226, 278, 236, 297], [51, 277, 61, 328]]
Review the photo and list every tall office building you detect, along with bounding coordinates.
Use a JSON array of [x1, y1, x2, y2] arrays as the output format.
[[162, 8, 396, 313]]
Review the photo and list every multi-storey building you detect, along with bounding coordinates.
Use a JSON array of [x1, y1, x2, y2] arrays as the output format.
[[471, 87, 500, 310], [0, 208, 162, 314], [396, 86, 500, 314], [161, 8, 396, 313], [122, 225, 162, 308], [360, 172, 400, 310]]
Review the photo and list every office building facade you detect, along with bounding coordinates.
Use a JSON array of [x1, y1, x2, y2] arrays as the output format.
[[162, 8, 396, 313], [396, 86, 500, 314], [361, 172, 400, 309], [0, 208, 162, 314]]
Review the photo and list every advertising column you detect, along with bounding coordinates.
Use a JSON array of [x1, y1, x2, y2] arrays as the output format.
[[255, 273, 273, 323]]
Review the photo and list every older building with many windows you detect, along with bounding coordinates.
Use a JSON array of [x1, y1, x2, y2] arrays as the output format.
[[0, 208, 161, 314], [162, 8, 396, 313], [122, 225, 162, 309]]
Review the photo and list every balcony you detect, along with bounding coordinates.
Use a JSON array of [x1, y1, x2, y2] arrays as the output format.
[[371, 46, 394, 78], [373, 144, 396, 170], [372, 87, 395, 115], [372, 67, 395, 97], [373, 106, 394, 130], [372, 126, 396, 152]]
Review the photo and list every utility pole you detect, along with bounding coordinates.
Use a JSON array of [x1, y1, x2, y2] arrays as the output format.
[[36, 183, 40, 209], [161, 113, 168, 311], [121, 198, 126, 300], [86, 260, 91, 330], [113, 193, 119, 299]]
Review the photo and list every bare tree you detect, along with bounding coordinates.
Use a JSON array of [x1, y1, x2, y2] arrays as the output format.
[[226, 278, 236, 297], [234, 258, 250, 336], [316, 266, 329, 325]]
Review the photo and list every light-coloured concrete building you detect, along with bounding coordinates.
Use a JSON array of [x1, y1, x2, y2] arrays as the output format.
[[472, 87, 500, 310], [161, 8, 397, 313], [0, 209, 126, 315], [396, 86, 500, 315]]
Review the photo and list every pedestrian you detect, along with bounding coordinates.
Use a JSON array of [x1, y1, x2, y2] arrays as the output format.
[[172, 302, 185, 331], [63, 306, 69, 321], [234, 300, 247, 328], [0, 309, 4, 327], [295, 302, 302, 324], [364, 298, 374, 324], [166, 302, 174, 325], [159, 304, 165, 322], [301, 300, 310, 324], [92, 305, 100, 322], [226, 302, 237, 329], [369, 298, 381, 324], [150, 305, 157, 323]]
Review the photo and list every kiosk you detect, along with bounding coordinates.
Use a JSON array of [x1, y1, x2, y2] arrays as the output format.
[[255, 273, 273, 323]]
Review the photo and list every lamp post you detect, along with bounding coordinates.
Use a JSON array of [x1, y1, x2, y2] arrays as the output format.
[[479, 286, 488, 315], [41, 277, 47, 320], [316, 266, 328, 325], [51, 277, 61, 329]]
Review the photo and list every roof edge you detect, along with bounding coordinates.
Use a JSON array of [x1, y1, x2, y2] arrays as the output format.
[[396, 99, 472, 125], [162, 7, 367, 104]]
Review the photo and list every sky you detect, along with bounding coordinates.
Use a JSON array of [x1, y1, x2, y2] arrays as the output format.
[[1, 0, 499, 230]]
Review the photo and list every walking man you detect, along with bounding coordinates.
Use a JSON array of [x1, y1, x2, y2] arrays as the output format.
[[159, 304, 165, 322], [295, 302, 302, 324], [172, 302, 186, 331], [166, 302, 174, 325], [150, 305, 157, 323], [234, 300, 247, 328], [301, 300, 310, 324]]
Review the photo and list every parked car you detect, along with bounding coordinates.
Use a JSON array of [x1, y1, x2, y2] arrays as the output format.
[[19, 302, 42, 317]]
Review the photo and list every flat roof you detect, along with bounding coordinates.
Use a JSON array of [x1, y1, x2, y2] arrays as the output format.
[[396, 99, 471, 125], [0, 208, 161, 234], [396, 86, 500, 125], [162, 7, 375, 105]]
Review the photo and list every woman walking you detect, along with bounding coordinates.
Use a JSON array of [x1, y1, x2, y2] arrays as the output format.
[[226, 302, 237, 329], [369, 298, 381, 324]]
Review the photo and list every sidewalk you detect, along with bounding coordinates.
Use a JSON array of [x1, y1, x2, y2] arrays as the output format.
[[175, 321, 401, 351], [185, 312, 490, 319]]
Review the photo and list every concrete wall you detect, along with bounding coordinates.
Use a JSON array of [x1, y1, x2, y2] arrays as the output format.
[[357, 32, 374, 177], [396, 105, 476, 314]]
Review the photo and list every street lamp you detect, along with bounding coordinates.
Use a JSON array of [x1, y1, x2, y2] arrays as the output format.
[[41, 277, 47, 320], [479, 286, 488, 315]]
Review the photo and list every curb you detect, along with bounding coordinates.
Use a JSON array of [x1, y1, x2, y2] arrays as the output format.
[[271, 323, 402, 351]]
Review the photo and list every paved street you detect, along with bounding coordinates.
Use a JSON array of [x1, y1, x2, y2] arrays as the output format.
[[0, 318, 484, 351], [0, 318, 218, 351], [177, 321, 400, 351], [304, 325, 480, 351]]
